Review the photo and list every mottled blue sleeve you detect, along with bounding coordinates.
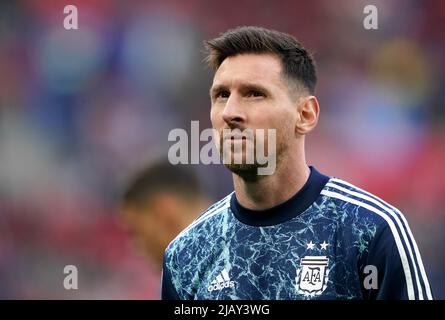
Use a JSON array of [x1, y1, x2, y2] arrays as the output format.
[[161, 255, 180, 300], [360, 223, 433, 300]]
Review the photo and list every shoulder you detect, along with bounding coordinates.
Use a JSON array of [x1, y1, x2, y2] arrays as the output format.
[[320, 176, 407, 229], [322, 178, 434, 300], [164, 191, 234, 255]]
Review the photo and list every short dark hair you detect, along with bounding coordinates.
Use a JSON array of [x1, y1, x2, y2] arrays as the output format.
[[205, 26, 317, 94], [121, 161, 202, 209]]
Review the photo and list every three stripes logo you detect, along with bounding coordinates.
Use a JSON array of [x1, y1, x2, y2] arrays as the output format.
[[207, 269, 235, 292]]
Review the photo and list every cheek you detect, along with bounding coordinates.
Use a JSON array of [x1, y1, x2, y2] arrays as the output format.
[[210, 107, 222, 128], [261, 106, 293, 129], [268, 109, 297, 141]]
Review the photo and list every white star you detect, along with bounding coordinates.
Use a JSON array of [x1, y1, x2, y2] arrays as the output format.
[[306, 241, 315, 250], [320, 241, 329, 250]]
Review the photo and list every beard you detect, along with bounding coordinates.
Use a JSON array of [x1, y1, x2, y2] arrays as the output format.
[[225, 162, 261, 179], [217, 128, 283, 180]]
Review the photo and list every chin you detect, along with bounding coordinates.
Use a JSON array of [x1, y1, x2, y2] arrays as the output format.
[[224, 163, 267, 180]]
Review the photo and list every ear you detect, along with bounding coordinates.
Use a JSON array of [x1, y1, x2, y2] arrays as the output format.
[[295, 96, 320, 135]]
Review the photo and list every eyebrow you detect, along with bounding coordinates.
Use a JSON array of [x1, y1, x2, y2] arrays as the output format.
[[209, 84, 227, 97], [210, 83, 271, 97]]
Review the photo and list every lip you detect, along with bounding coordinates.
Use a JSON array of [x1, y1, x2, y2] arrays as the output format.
[[223, 132, 250, 139], [224, 136, 248, 142]]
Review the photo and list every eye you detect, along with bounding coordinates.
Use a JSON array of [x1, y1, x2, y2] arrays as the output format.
[[215, 90, 230, 99], [247, 90, 265, 98]]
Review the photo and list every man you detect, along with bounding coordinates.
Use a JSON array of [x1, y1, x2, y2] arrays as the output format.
[[162, 26, 433, 300], [120, 160, 211, 270]]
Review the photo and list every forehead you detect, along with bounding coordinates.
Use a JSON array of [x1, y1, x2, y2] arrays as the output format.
[[212, 53, 284, 88]]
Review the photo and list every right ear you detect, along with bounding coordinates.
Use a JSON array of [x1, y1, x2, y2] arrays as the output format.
[[295, 96, 320, 136]]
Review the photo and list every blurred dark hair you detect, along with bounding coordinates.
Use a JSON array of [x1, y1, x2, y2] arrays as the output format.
[[204, 26, 317, 94], [122, 161, 202, 209]]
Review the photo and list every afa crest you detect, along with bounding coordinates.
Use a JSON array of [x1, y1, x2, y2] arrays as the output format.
[[295, 256, 329, 297]]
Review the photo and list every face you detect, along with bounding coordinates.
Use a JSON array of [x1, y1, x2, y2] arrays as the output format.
[[210, 53, 299, 177], [120, 195, 200, 266], [120, 206, 163, 263]]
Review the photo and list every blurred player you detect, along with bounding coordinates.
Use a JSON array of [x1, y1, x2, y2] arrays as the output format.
[[162, 26, 434, 300], [120, 160, 211, 271]]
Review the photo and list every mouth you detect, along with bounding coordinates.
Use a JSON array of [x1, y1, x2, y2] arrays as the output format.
[[222, 130, 251, 141], [224, 136, 248, 144]]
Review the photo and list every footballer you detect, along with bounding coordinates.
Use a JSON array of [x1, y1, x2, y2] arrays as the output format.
[[161, 26, 433, 300]]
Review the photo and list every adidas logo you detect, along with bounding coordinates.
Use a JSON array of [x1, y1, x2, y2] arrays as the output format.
[[207, 269, 235, 292]]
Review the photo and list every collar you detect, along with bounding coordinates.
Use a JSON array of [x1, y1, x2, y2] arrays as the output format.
[[230, 166, 329, 226]]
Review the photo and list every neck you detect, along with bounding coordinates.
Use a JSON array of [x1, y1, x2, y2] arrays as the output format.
[[232, 150, 310, 210]]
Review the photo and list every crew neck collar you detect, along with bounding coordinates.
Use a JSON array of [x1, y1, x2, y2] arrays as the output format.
[[230, 166, 330, 227]]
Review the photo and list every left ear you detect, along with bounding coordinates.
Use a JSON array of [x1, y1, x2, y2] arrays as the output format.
[[295, 96, 320, 135]]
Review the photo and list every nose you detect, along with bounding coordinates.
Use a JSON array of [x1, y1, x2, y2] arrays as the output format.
[[221, 95, 245, 126]]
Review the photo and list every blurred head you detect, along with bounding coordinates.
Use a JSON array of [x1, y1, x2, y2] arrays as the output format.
[[206, 26, 320, 178], [120, 161, 210, 268]]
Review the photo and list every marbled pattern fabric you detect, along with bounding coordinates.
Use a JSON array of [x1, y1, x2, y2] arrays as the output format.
[[162, 176, 433, 300]]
